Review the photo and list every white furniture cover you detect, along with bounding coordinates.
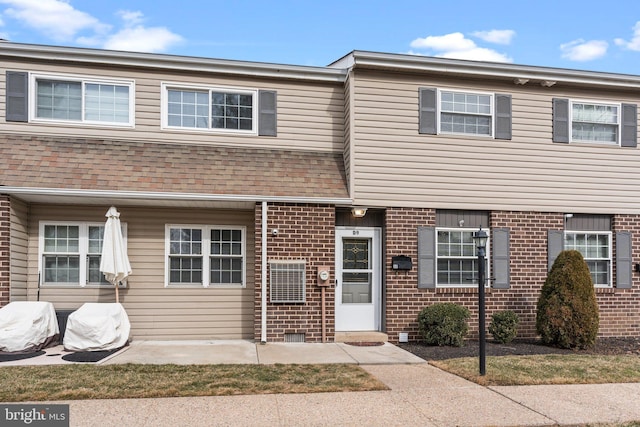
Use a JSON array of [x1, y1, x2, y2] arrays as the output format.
[[63, 303, 131, 351], [0, 301, 59, 353]]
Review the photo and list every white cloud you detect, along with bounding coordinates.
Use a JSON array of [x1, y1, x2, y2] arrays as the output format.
[[614, 21, 640, 51], [410, 31, 512, 63], [471, 29, 515, 45], [117, 10, 144, 27], [0, 0, 109, 41], [411, 32, 475, 51], [560, 39, 608, 61], [438, 47, 513, 62], [104, 26, 183, 53], [0, 1, 183, 53]]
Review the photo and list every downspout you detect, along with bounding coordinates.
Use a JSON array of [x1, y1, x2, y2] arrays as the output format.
[[260, 201, 268, 343]]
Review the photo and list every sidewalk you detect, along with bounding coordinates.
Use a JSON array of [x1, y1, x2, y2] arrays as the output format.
[[57, 363, 640, 426]]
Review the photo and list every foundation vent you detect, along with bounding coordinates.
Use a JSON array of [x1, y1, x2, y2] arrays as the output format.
[[284, 333, 306, 343], [270, 260, 306, 303]]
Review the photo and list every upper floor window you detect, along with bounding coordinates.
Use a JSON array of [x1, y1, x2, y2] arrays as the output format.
[[163, 83, 257, 133], [31, 74, 134, 126], [419, 87, 512, 140], [440, 91, 493, 136], [39, 221, 127, 287], [571, 101, 619, 144], [553, 98, 637, 147]]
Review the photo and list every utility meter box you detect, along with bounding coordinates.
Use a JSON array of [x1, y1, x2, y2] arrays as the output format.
[[317, 266, 331, 286]]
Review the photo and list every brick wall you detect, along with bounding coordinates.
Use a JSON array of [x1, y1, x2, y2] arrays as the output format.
[[255, 203, 335, 342], [0, 196, 9, 307], [384, 208, 640, 343]]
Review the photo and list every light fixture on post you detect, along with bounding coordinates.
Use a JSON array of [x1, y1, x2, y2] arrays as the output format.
[[472, 226, 488, 376], [351, 207, 367, 218]]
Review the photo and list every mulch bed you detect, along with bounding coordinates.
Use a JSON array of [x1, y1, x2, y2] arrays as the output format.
[[399, 337, 640, 361]]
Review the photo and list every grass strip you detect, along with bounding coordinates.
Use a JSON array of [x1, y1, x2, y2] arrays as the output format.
[[0, 363, 387, 402], [431, 354, 640, 386]]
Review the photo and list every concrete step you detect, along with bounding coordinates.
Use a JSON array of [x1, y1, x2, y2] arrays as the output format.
[[334, 331, 388, 343]]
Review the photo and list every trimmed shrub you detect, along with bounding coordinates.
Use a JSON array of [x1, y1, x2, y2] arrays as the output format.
[[536, 250, 600, 349], [489, 310, 519, 344], [418, 303, 470, 347]]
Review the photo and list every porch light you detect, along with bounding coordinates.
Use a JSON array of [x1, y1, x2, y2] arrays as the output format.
[[351, 207, 367, 218]]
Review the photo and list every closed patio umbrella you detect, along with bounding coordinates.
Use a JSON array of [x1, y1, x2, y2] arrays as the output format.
[[100, 207, 132, 303]]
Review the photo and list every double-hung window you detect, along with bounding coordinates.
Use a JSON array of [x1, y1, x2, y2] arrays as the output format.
[[564, 231, 612, 287], [436, 228, 489, 287], [571, 101, 619, 144], [163, 84, 257, 133], [440, 90, 493, 136], [31, 74, 134, 126], [166, 225, 245, 287], [39, 222, 126, 286], [419, 87, 512, 140]]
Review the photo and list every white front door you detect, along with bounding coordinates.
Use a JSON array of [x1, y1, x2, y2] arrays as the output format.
[[335, 227, 381, 331]]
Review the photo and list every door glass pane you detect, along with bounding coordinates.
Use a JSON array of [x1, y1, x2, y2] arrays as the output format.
[[342, 238, 371, 304]]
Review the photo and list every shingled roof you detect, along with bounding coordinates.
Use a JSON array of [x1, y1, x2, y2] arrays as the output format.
[[1, 135, 349, 200]]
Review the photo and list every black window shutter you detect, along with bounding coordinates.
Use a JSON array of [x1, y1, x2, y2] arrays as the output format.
[[492, 228, 510, 289], [547, 230, 564, 271], [6, 71, 28, 122], [621, 103, 637, 148], [552, 98, 570, 143], [616, 231, 633, 289], [417, 226, 436, 288], [258, 90, 277, 136], [418, 87, 437, 135], [494, 94, 512, 140]]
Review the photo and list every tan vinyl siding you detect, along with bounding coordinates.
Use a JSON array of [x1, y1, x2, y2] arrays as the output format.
[[343, 71, 353, 195], [351, 71, 640, 213], [25, 205, 255, 340], [9, 197, 28, 301], [1, 59, 344, 152]]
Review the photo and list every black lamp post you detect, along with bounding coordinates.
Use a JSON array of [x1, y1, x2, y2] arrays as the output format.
[[472, 226, 488, 376]]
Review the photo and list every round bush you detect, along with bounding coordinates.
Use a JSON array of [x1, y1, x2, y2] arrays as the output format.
[[536, 250, 600, 349], [418, 303, 470, 347], [488, 310, 519, 344]]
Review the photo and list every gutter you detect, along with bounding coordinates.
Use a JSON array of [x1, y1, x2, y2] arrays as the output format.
[[0, 41, 347, 83], [339, 51, 640, 90], [0, 187, 352, 205]]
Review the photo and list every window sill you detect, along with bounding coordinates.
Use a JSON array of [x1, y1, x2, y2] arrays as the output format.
[[435, 286, 491, 294]]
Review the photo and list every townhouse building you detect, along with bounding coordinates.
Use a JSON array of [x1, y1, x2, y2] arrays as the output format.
[[1, 41, 638, 342]]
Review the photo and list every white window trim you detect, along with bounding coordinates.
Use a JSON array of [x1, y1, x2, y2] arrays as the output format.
[[38, 221, 128, 287], [164, 224, 246, 288], [437, 88, 495, 138], [563, 230, 613, 288], [161, 82, 258, 135], [569, 99, 621, 146], [29, 72, 135, 127], [435, 227, 490, 288]]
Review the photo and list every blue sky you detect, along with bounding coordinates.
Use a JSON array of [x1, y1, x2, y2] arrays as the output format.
[[1, 0, 639, 74]]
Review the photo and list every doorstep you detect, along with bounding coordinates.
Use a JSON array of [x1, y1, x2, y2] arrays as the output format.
[[334, 331, 388, 343]]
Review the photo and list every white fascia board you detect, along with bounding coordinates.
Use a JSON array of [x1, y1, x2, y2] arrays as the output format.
[[0, 186, 352, 205], [0, 42, 347, 83], [348, 51, 640, 90]]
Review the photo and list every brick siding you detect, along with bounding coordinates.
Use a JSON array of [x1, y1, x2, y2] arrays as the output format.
[[385, 208, 640, 343], [254, 203, 335, 342]]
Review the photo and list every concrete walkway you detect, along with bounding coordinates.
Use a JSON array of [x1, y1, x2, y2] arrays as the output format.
[[2, 341, 640, 426]]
